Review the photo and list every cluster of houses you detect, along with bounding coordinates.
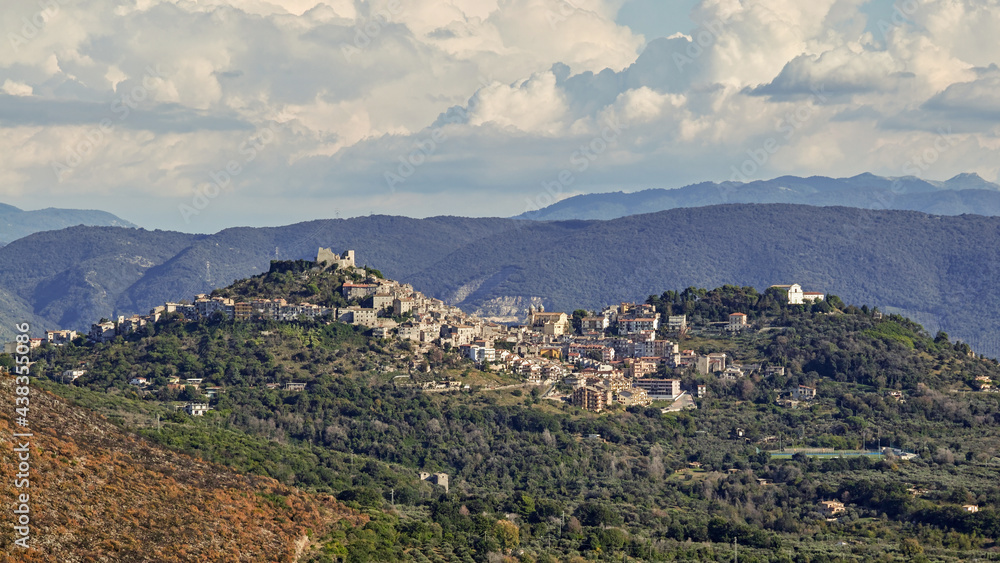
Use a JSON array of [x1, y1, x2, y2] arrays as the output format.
[[438, 297, 822, 412], [80, 250, 503, 350], [28, 267, 830, 415]]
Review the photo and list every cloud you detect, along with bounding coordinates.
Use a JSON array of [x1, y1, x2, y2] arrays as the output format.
[[1, 80, 33, 96], [922, 65, 1000, 120], [1, 0, 1000, 232], [749, 46, 905, 98], [466, 71, 569, 134]]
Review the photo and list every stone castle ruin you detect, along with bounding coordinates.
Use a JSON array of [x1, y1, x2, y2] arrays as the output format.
[[316, 248, 356, 269]]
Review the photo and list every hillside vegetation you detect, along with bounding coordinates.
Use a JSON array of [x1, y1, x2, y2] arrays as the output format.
[[4, 206, 1000, 357], [514, 173, 1000, 221], [0, 202, 136, 246], [12, 267, 1000, 561], [0, 377, 363, 562]]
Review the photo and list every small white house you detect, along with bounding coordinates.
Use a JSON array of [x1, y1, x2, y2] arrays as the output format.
[[184, 403, 210, 416], [728, 312, 748, 331], [791, 385, 817, 400]]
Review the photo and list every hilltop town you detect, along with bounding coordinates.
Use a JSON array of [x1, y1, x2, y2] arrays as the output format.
[[12, 250, 1000, 561], [23, 250, 918, 416]]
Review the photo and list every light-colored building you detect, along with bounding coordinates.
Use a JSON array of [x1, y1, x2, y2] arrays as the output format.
[[88, 322, 116, 343], [234, 302, 252, 320], [573, 386, 612, 412], [803, 292, 825, 302], [460, 342, 495, 365], [371, 293, 394, 311], [633, 378, 681, 400], [667, 315, 687, 331], [528, 309, 572, 336], [625, 358, 659, 378], [653, 340, 679, 358], [442, 324, 476, 346], [618, 317, 660, 334], [46, 330, 77, 345], [342, 283, 379, 300], [696, 353, 727, 374], [194, 297, 234, 319], [397, 324, 422, 341], [316, 248, 356, 269], [62, 369, 86, 382], [771, 284, 804, 305], [791, 385, 817, 400], [819, 500, 845, 516], [581, 316, 609, 332], [617, 387, 651, 407], [337, 307, 378, 327], [393, 297, 415, 316], [418, 472, 449, 493], [728, 312, 747, 331], [184, 403, 210, 416]]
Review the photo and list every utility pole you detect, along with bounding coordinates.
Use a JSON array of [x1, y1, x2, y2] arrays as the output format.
[[391, 488, 394, 508], [734, 537, 738, 563]]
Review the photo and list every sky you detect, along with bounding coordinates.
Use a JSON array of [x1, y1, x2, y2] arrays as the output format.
[[1, 0, 999, 233]]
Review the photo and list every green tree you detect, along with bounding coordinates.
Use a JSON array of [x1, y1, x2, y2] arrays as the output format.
[[493, 520, 519, 552]]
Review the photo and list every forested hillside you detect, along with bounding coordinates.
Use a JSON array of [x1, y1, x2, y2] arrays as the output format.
[[0, 202, 136, 245], [11, 272, 1000, 561], [407, 206, 1000, 358], [3, 206, 1000, 357], [514, 173, 1000, 221], [0, 377, 363, 562]]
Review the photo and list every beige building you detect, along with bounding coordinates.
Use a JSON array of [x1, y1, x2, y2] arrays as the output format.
[[528, 308, 572, 336], [573, 386, 611, 412], [46, 330, 77, 345], [696, 353, 727, 374], [371, 293, 394, 311], [791, 385, 817, 400], [819, 500, 845, 516], [342, 283, 379, 300], [616, 387, 651, 407], [581, 316, 609, 332], [728, 312, 747, 331], [393, 297, 415, 316], [667, 315, 687, 330], [316, 248, 356, 269]]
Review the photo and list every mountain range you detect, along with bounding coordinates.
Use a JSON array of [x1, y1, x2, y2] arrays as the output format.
[[515, 173, 1000, 221], [3, 205, 1000, 358], [0, 203, 136, 246]]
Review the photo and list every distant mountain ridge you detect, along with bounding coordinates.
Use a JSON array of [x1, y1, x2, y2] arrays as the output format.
[[0, 202, 136, 245], [514, 173, 1000, 220], [3, 206, 1000, 358]]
